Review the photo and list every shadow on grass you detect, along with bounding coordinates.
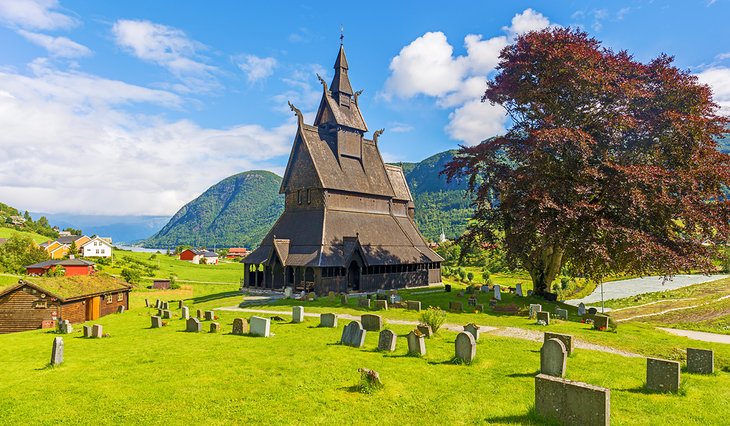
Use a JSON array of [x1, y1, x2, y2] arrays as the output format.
[[188, 291, 241, 305], [507, 370, 540, 378], [620, 383, 688, 396], [484, 406, 557, 426]]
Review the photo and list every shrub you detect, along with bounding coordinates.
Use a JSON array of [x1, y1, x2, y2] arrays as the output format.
[[419, 307, 447, 333], [467, 272, 474, 282], [561, 277, 570, 290], [458, 270, 467, 282], [121, 267, 141, 284]]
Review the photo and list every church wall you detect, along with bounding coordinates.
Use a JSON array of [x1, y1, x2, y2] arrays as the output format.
[[325, 191, 390, 214]]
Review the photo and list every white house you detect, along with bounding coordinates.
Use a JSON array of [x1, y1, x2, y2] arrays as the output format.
[[80, 236, 113, 258]]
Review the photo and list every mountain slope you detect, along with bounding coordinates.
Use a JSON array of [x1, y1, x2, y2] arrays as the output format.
[[143, 171, 284, 249]]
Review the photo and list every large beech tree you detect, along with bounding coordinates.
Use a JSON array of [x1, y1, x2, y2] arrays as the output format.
[[444, 28, 730, 295]]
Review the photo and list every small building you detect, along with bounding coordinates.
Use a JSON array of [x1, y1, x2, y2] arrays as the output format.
[[25, 258, 96, 276], [8, 215, 26, 227], [179, 249, 219, 265], [80, 236, 113, 258], [152, 279, 171, 290], [41, 235, 91, 259], [226, 247, 250, 259], [0, 275, 131, 334]]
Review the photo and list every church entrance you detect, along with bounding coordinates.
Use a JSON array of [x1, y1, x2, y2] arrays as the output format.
[[347, 261, 361, 291]]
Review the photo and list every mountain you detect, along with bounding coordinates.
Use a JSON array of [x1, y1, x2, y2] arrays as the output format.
[[31, 213, 169, 244], [142, 170, 285, 249]]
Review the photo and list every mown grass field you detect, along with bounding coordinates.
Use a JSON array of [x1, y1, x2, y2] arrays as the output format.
[[0, 227, 52, 244]]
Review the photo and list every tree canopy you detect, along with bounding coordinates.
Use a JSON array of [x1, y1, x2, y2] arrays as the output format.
[[444, 28, 730, 295]]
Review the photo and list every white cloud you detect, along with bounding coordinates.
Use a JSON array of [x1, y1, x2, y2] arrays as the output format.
[[0, 0, 77, 30], [112, 19, 218, 92], [389, 122, 414, 133], [0, 61, 294, 216], [696, 67, 730, 115], [273, 63, 327, 114], [382, 9, 552, 145], [17, 29, 91, 58], [236, 54, 277, 83]]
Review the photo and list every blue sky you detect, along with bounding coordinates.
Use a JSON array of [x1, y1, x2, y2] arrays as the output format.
[[1, 0, 729, 216]]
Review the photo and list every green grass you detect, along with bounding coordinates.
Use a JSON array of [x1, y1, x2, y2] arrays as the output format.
[[0, 227, 52, 244]]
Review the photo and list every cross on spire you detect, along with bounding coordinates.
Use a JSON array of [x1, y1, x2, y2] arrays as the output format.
[[340, 24, 344, 44]]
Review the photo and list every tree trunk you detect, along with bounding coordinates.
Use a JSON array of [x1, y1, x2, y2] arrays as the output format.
[[527, 245, 564, 296]]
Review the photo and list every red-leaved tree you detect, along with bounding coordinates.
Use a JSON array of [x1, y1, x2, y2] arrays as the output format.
[[444, 28, 730, 295]]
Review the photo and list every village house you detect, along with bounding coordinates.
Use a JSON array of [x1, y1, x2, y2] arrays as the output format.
[[179, 249, 219, 264], [25, 258, 95, 276], [243, 45, 442, 294], [40, 235, 91, 259], [80, 236, 113, 258], [226, 247, 250, 259], [0, 275, 131, 334]]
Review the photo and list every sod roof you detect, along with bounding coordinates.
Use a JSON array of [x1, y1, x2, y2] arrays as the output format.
[[3, 274, 131, 301]]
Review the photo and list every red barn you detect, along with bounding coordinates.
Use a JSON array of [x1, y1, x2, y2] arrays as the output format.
[[25, 259, 96, 276]]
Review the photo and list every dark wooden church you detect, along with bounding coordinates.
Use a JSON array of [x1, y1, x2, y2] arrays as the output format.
[[243, 44, 442, 294]]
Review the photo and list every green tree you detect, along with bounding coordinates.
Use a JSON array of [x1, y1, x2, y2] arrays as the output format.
[[120, 267, 141, 284], [0, 234, 49, 274]]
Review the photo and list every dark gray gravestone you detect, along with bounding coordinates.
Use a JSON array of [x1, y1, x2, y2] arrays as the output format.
[[232, 318, 249, 335], [178, 300, 184, 309], [646, 358, 680, 393], [50, 337, 64, 366], [204, 310, 215, 321], [407, 330, 426, 356], [594, 315, 609, 330], [416, 324, 433, 337], [555, 308, 568, 320], [151, 316, 162, 328], [319, 313, 338, 328], [464, 323, 480, 341], [340, 321, 366, 348], [145, 299, 149, 307], [449, 301, 463, 312], [540, 338, 567, 377], [155, 299, 160, 308], [455, 331, 476, 363], [537, 311, 551, 325], [340, 294, 349, 305], [358, 298, 371, 308], [210, 322, 221, 333], [406, 300, 422, 311], [687, 348, 714, 374], [535, 374, 610, 426], [162, 310, 172, 319], [378, 329, 397, 352], [361, 314, 383, 331], [83, 325, 91, 338], [186, 317, 202, 333], [117, 306, 125, 314], [91, 324, 103, 338], [544, 332, 573, 355], [588, 307, 598, 315], [374, 299, 388, 310]]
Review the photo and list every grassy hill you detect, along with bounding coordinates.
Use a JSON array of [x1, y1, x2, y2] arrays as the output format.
[[0, 227, 53, 245]]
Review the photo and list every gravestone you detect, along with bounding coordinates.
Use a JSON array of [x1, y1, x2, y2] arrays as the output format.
[[292, 306, 305, 323], [197, 309, 203, 319], [537, 311, 551, 325], [178, 300, 183, 310], [358, 298, 371, 308], [406, 300, 422, 311], [541, 338, 567, 377], [151, 316, 162, 328], [535, 374, 610, 426], [284, 287, 293, 298], [83, 325, 91, 338], [232, 318, 249, 335], [340, 321, 366, 348], [145, 299, 149, 307], [476, 304, 485, 313], [378, 329, 397, 352], [467, 297, 477, 307], [374, 299, 388, 310], [204, 311, 215, 321], [210, 322, 221, 333], [162, 310, 173, 319], [59, 320, 72, 334], [417, 324, 433, 337], [493, 285, 502, 301], [481, 286, 490, 293], [594, 315, 609, 330], [157, 309, 163, 317], [646, 358, 681, 393], [250, 316, 271, 337], [307, 292, 316, 301], [516, 284, 523, 297], [117, 306, 125, 314], [555, 308, 568, 321], [449, 301, 463, 312], [407, 330, 426, 356], [464, 323, 480, 341], [161, 301, 169, 310], [50, 337, 64, 366], [181, 306, 190, 320], [529, 304, 542, 319], [361, 314, 383, 331], [455, 331, 476, 363], [186, 317, 202, 333], [319, 313, 338, 328], [544, 332, 574, 355], [687, 348, 714, 374], [588, 307, 598, 315], [340, 294, 349, 305], [91, 324, 103, 338], [155, 299, 160, 308], [578, 303, 586, 316], [328, 291, 336, 301]]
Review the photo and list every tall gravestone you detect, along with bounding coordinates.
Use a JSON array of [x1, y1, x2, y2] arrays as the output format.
[[541, 338, 567, 377], [155, 299, 160, 308], [687, 348, 714, 374], [319, 313, 338, 328], [50, 337, 64, 366], [544, 332, 573, 356], [186, 317, 202, 333], [529, 304, 542, 319], [83, 325, 92, 338], [455, 331, 476, 363], [181, 306, 190, 320], [151, 316, 162, 328], [117, 306, 125, 314], [250, 316, 271, 337], [292, 306, 305, 323], [340, 294, 348, 305], [378, 329, 397, 352], [232, 318, 249, 335], [91, 324, 103, 338], [407, 330, 426, 356], [578, 303, 586, 316], [178, 300, 184, 310], [646, 358, 680, 393], [493, 285, 502, 301], [284, 287, 293, 298], [59, 320, 72, 334], [361, 314, 383, 331], [341, 321, 366, 348], [464, 323, 480, 341], [197, 309, 203, 319], [515, 283, 523, 297], [145, 299, 149, 307]]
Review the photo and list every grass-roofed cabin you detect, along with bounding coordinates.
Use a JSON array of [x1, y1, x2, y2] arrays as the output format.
[[0, 275, 131, 334]]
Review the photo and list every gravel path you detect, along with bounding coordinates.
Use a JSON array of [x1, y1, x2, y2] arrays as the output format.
[[564, 274, 728, 307], [220, 306, 642, 357], [657, 327, 730, 344]]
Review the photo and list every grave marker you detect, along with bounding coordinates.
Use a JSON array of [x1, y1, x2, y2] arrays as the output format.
[[361, 314, 383, 331], [494, 285, 502, 301], [151, 316, 162, 328], [204, 310, 215, 321], [374, 299, 388, 310], [464, 323, 480, 341], [319, 313, 338, 328], [588, 307, 598, 315], [340, 294, 349, 305], [145, 299, 149, 307], [541, 338, 567, 377], [378, 329, 397, 352], [178, 300, 184, 310], [284, 287, 293, 298], [162, 310, 172, 319], [250, 316, 271, 337], [646, 358, 680, 393], [181, 306, 190, 320], [91, 324, 103, 338], [516, 283, 523, 297], [578, 303, 586, 316], [292, 306, 305, 323], [594, 315, 609, 330], [449, 301, 463, 312], [340, 321, 366, 348], [529, 304, 542, 319], [687, 348, 714, 374], [407, 330, 426, 356], [555, 308, 568, 321], [358, 298, 371, 309], [117, 306, 125, 314], [232, 318, 249, 335], [406, 300, 422, 311], [416, 323, 433, 337], [186, 318, 202, 333], [83, 325, 91, 338], [535, 374, 610, 426], [50, 337, 64, 366], [537, 311, 551, 325], [197, 309, 203, 319], [210, 322, 221, 333], [544, 332, 574, 355], [455, 331, 476, 363]]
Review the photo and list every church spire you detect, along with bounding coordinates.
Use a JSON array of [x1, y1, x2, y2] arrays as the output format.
[[330, 44, 353, 96]]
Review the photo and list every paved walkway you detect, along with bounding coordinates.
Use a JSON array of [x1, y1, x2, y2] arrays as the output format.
[[658, 327, 730, 344], [219, 306, 642, 358], [564, 274, 728, 307]]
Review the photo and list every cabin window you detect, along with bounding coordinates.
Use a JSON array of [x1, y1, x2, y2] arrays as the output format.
[[106, 294, 113, 304], [117, 293, 124, 302], [33, 301, 47, 309]]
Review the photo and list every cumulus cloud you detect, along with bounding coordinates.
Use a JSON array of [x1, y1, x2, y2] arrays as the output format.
[[382, 8, 551, 145], [0, 61, 294, 216], [696, 67, 730, 115], [0, 0, 77, 30], [273, 63, 327, 114], [112, 19, 218, 92], [17, 29, 91, 58], [236, 54, 278, 83]]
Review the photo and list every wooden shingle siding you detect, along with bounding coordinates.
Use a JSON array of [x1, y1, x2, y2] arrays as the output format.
[[0, 287, 58, 334]]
